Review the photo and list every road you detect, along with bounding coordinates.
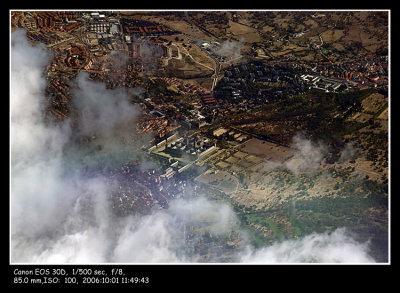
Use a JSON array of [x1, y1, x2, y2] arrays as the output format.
[[211, 55, 220, 90], [190, 41, 220, 90], [180, 14, 222, 91], [180, 34, 220, 92], [229, 125, 290, 147]]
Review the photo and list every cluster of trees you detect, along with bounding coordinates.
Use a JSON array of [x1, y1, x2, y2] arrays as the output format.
[[225, 88, 377, 144]]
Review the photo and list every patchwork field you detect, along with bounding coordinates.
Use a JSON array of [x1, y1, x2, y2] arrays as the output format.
[[237, 138, 294, 161]]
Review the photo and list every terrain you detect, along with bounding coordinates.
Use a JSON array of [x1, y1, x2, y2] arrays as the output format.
[[11, 10, 389, 263]]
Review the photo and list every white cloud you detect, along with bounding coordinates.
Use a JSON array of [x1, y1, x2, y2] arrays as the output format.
[[111, 197, 240, 263], [284, 133, 327, 175], [213, 40, 243, 60], [338, 142, 358, 163], [10, 30, 125, 262], [11, 29, 75, 240], [240, 228, 375, 263]]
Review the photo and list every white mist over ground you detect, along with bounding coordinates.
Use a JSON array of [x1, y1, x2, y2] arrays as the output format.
[[239, 228, 375, 263], [10, 29, 375, 264], [285, 133, 327, 175], [213, 40, 243, 60]]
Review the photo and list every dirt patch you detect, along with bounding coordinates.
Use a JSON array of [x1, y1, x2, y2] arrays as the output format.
[[165, 54, 214, 78], [331, 42, 346, 51], [350, 112, 373, 123], [361, 93, 388, 113], [237, 138, 294, 162], [246, 155, 264, 164], [377, 107, 388, 120], [227, 20, 261, 43], [233, 151, 248, 159], [225, 156, 239, 164], [321, 29, 345, 43], [196, 169, 239, 193], [238, 159, 255, 168], [216, 161, 231, 168]]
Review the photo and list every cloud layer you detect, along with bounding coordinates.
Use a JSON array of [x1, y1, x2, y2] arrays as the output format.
[[239, 228, 375, 263]]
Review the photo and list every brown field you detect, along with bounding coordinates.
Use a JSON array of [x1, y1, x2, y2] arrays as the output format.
[[232, 151, 247, 158], [377, 108, 388, 120], [226, 20, 261, 42], [225, 156, 239, 164], [361, 93, 388, 113], [195, 169, 239, 193], [164, 39, 215, 79], [350, 112, 374, 123], [216, 161, 231, 169], [165, 54, 214, 78], [349, 92, 388, 124], [189, 77, 214, 90], [321, 29, 345, 43], [237, 138, 294, 162], [237, 159, 254, 168], [246, 155, 264, 164]]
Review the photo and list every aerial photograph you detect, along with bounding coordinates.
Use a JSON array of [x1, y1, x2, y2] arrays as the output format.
[[10, 10, 389, 264]]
